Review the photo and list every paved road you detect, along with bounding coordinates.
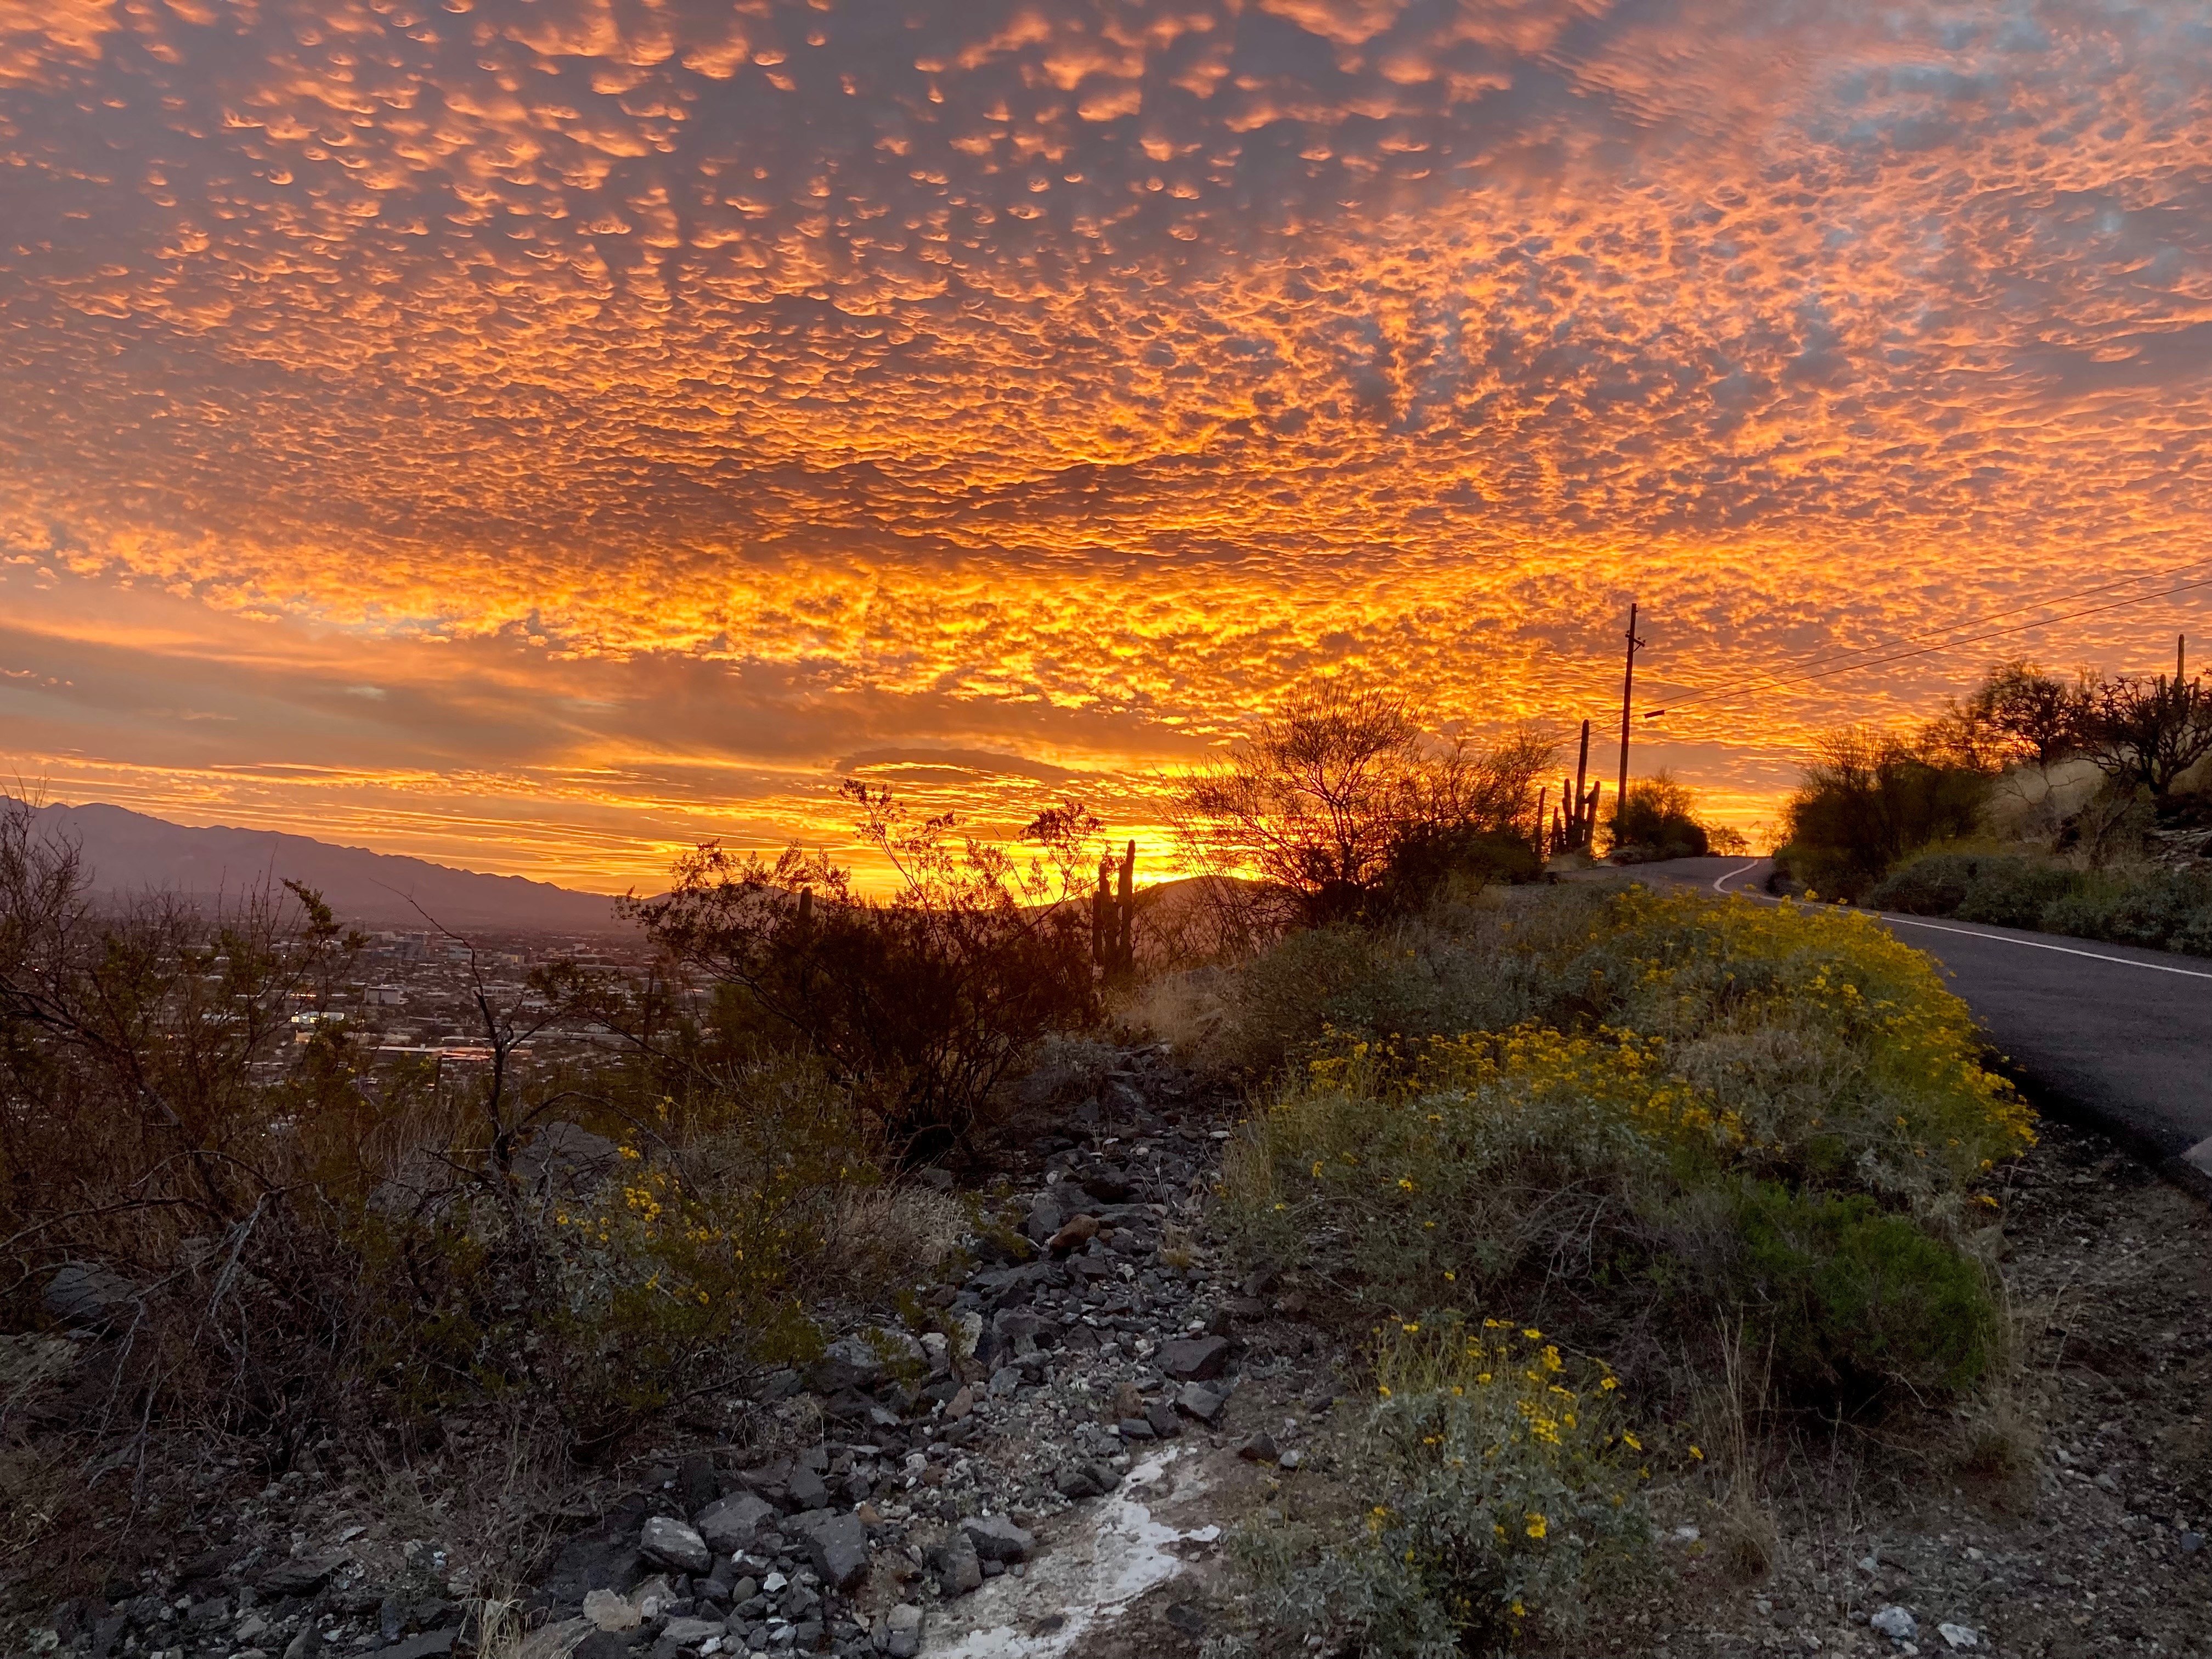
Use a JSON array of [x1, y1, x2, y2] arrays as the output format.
[[1626, 856, 2212, 1188]]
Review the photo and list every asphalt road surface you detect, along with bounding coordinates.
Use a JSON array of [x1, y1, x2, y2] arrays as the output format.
[[1626, 856, 2212, 1188]]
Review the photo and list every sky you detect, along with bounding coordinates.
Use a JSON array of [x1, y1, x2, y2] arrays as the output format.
[[4, 0, 2212, 891]]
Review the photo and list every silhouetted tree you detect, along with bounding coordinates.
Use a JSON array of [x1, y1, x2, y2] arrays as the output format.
[[1172, 681, 1554, 930], [1959, 659, 2089, 769], [1776, 729, 1994, 900], [2079, 672, 2212, 798]]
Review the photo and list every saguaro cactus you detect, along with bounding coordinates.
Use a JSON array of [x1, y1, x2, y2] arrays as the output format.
[[1092, 839, 1138, 982]]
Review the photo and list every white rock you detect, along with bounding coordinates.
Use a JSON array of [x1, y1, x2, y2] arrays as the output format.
[[1871, 1605, 1917, 1641], [1937, 1626, 1979, 1651], [582, 1589, 641, 1633]]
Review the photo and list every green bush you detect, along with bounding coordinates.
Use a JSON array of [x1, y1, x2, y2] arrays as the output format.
[[1775, 730, 1993, 901], [1732, 1187, 1995, 1404], [1223, 885, 2030, 1413], [1954, 861, 2079, 929], [2041, 870, 2212, 952], [1864, 851, 1990, 915], [1239, 1317, 1651, 1656]]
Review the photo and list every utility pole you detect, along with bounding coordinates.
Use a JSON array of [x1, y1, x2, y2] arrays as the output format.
[[1615, 601, 1645, 845], [2180, 634, 2187, 683]]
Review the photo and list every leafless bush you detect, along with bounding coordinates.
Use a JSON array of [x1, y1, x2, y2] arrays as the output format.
[[624, 780, 1101, 1160]]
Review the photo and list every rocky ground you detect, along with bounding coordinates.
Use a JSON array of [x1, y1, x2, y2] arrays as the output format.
[[15, 1050, 2212, 1659]]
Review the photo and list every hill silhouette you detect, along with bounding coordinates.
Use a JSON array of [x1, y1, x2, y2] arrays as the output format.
[[16, 800, 630, 935]]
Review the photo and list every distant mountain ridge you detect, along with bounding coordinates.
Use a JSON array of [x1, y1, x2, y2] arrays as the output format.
[[18, 800, 630, 934]]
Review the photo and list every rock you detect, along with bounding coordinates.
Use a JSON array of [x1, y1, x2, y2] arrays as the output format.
[[929, 1533, 981, 1596], [569, 1634, 633, 1659], [540, 1498, 652, 1604], [2094, 1469, 2119, 1493], [696, 1492, 778, 1553], [1166, 1602, 1206, 1637], [988, 1365, 1022, 1398], [1870, 1606, 1917, 1641], [1156, 1336, 1228, 1381], [1242, 1264, 1283, 1298], [806, 1512, 871, 1593], [2182, 1531, 2205, 1553], [1047, 1214, 1099, 1251], [1278, 1448, 1305, 1471], [1146, 1401, 1182, 1438], [920, 1331, 951, 1375], [676, 1452, 720, 1515], [960, 1516, 1036, 1563], [1024, 1197, 1063, 1244], [640, 1516, 714, 1577], [1056, 1464, 1106, 1499], [945, 1385, 975, 1421], [1118, 1417, 1156, 1440], [1937, 1625, 1980, 1651], [887, 1606, 923, 1635], [661, 1616, 726, 1649], [786, 1466, 832, 1512], [258, 1555, 346, 1599], [808, 1336, 887, 1395], [582, 1590, 640, 1633], [1237, 1432, 1279, 1463], [377, 1633, 458, 1659], [1112, 1380, 1146, 1420], [280, 1628, 321, 1659], [1175, 1384, 1226, 1424], [43, 1261, 138, 1330]]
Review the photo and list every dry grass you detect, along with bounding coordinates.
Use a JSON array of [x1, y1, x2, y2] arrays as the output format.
[[823, 1184, 965, 1290], [1116, 967, 1233, 1058]]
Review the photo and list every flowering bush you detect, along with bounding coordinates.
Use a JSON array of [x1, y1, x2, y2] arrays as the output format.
[[1224, 886, 2028, 1405], [1246, 1316, 1652, 1656]]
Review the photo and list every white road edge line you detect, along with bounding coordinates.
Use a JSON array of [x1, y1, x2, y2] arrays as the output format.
[[1708, 857, 2212, 983]]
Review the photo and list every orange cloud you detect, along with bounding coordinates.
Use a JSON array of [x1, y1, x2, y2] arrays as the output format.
[[2, 0, 2210, 885]]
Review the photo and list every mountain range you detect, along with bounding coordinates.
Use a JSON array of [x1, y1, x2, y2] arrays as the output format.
[[16, 801, 631, 935]]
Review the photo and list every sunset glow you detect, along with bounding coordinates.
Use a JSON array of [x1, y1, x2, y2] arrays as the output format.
[[6, 0, 2212, 889]]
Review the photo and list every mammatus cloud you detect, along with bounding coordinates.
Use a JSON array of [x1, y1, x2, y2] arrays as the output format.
[[3, 0, 2211, 883]]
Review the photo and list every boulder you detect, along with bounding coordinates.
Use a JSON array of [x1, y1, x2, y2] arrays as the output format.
[[258, 1554, 346, 1599], [1175, 1384, 1226, 1424], [806, 1336, 887, 1395], [960, 1515, 1035, 1563], [806, 1511, 871, 1592], [637, 1516, 713, 1577], [43, 1262, 138, 1330], [694, 1492, 777, 1554], [928, 1532, 982, 1596], [1156, 1336, 1228, 1381], [786, 1465, 831, 1512]]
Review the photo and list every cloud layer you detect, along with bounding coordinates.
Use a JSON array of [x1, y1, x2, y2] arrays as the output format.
[[4, 0, 2211, 882]]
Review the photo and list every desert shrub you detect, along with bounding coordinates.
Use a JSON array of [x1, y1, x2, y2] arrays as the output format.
[[1864, 851, 1991, 916], [2039, 869, 2212, 952], [1953, 861, 2080, 929], [627, 781, 1099, 1159], [1731, 1187, 1996, 1403], [0, 791, 905, 1583], [1223, 887, 2028, 1410], [1607, 773, 1711, 862], [362, 1052, 866, 1458], [1774, 729, 1993, 901], [1172, 680, 1552, 935], [1239, 1316, 1651, 1656]]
